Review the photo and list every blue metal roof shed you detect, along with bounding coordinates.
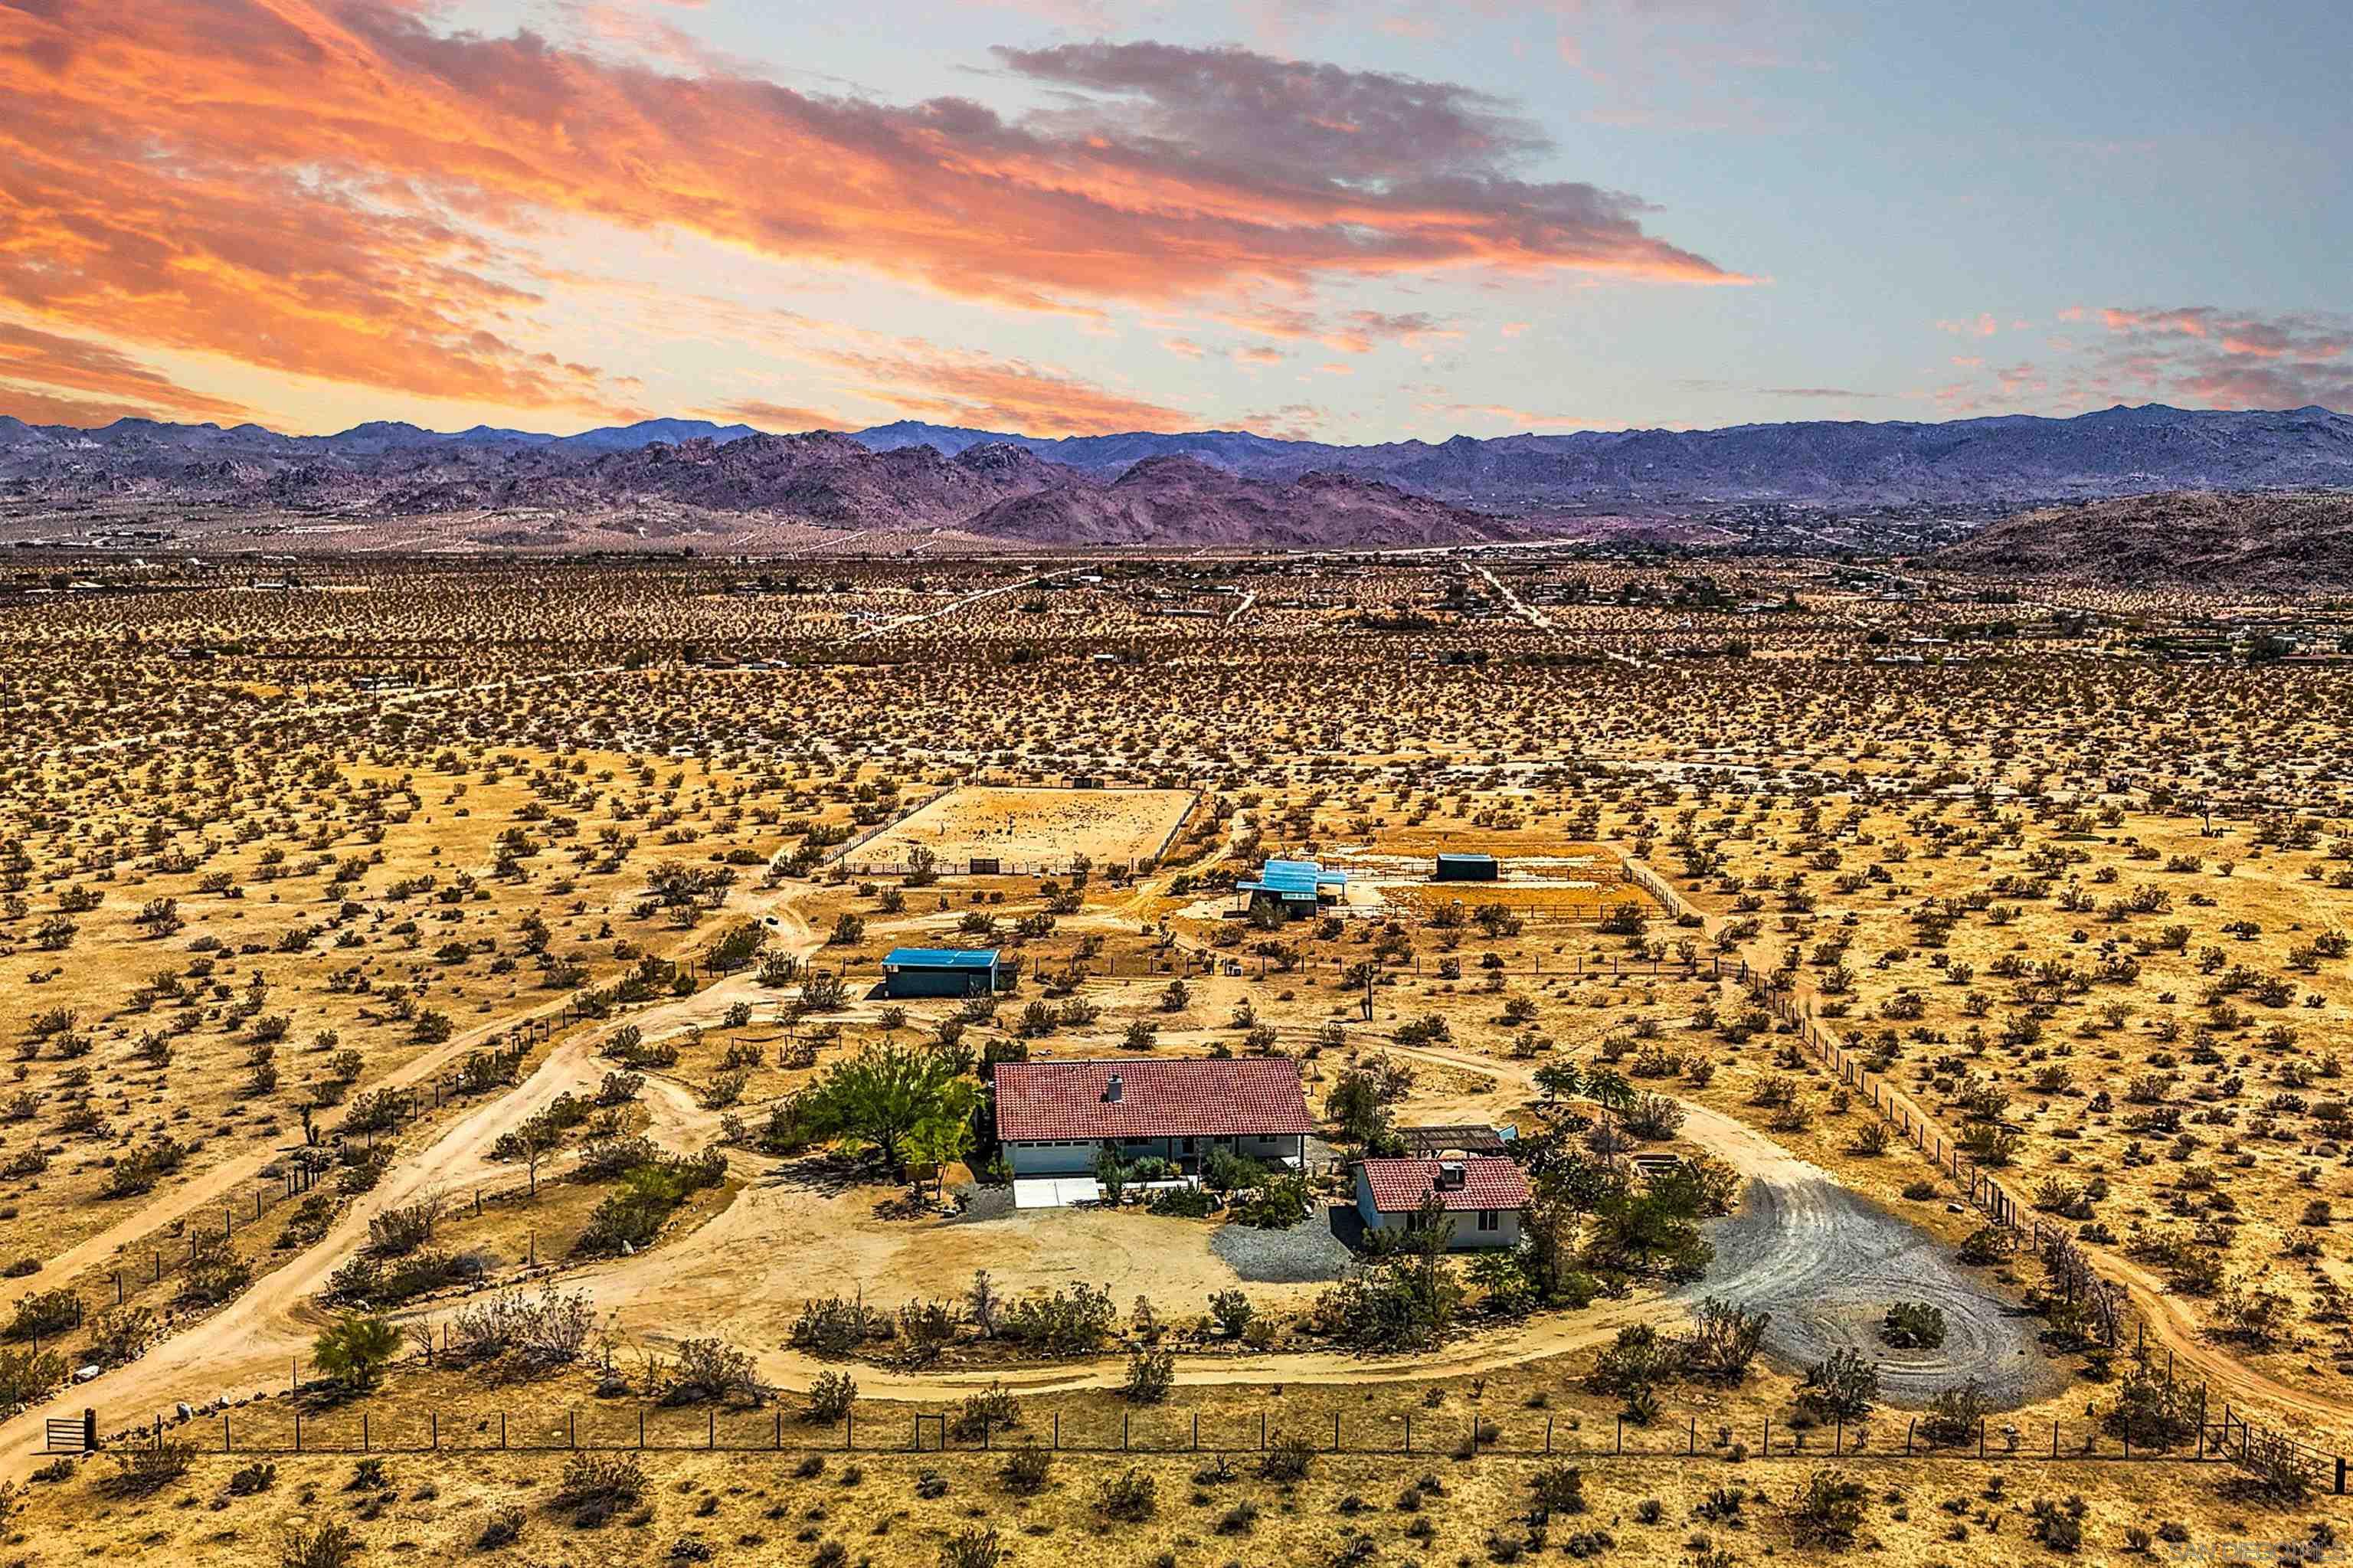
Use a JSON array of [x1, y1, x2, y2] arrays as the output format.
[[881, 947, 1000, 999], [1236, 858, 1349, 918], [1435, 853, 1500, 882]]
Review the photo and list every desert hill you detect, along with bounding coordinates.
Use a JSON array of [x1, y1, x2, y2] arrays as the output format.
[[1933, 490, 2353, 590]]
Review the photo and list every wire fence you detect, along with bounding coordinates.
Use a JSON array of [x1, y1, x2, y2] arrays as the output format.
[[74, 1398, 2337, 1483]]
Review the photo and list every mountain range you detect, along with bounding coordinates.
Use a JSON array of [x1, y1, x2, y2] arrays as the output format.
[[2, 404, 2348, 552]]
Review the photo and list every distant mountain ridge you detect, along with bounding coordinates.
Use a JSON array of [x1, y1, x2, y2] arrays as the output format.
[[2, 404, 2348, 550]]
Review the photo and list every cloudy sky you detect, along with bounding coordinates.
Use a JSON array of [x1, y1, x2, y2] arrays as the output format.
[[2, 0, 2346, 439]]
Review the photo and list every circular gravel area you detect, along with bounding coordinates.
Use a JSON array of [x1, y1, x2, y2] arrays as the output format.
[[1210, 1209, 1356, 1283], [1684, 1176, 2067, 1408]]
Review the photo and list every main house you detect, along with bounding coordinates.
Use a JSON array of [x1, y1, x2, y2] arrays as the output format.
[[1353, 1156, 1530, 1249], [993, 1058, 1315, 1177]]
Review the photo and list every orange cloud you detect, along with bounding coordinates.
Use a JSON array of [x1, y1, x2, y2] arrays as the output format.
[[0, 6, 1744, 425], [707, 400, 847, 431], [805, 342, 1193, 437], [0, 321, 250, 423]]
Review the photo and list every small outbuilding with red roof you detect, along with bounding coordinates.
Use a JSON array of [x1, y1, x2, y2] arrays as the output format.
[[993, 1056, 1314, 1177], [1353, 1156, 1529, 1249]]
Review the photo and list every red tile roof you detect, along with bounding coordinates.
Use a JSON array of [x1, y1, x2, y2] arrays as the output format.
[[1357, 1156, 1530, 1213], [994, 1057, 1314, 1143]]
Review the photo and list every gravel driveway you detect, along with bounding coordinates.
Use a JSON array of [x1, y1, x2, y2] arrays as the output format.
[[1209, 1208, 1356, 1283]]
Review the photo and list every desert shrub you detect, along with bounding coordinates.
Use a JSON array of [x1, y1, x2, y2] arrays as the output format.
[[656, 1337, 767, 1406], [3, 1288, 79, 1342], [1231, 1174, 1313, 1229], [555, 1452, 646, 1527], [1123, 1345, 1174, 1403], [1919, 1377, 1993, 1447], [998, 1282, 1117, 1354], [803, 1368, 857, 1423], [476, 1505, 525, 1550], [998, 1445, 1052, 1495], [1527, 1465, 1588, 1521], [1880, 1299, 1947, 1350], [1147, 1185, 1218, 1218], [1785, 1470, 1867, 1548], [278, 1520, 363, 1568], [1621, 1092, 1686, 1140], [2101, 1354, 2200, 1449], [105, 1439, 196, 1497], [1684, 1298, 1769, 1384], [0, 1345, 67, 1406], [227, 1462, 278, 1495], [790, 1293, 891, 1355], [939, 1527, 1008, 1568], [1258, 1432, 1316, 1482], [1795, 1349, 1877, 1422], [2027, 1494, 2086, 1552], [1094, 1468, 1157, 1521], [951, 1383, 1018, 1440], [446, 1285, 595, 1370]]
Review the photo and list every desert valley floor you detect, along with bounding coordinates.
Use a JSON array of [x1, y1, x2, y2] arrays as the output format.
[[0, 549, 2349, 1567]]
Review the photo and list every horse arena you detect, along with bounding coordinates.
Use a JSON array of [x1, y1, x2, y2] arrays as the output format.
[[843, 784, 1200, 873]]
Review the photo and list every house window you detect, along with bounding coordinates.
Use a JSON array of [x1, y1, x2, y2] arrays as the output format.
[[1476, 1210, 1500, 1232]]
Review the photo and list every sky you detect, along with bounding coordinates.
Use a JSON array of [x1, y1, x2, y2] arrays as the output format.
[[1, 0, 2348, 440]]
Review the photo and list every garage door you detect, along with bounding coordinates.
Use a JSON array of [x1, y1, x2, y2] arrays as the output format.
[[1010, 1141, 1095, 1174]]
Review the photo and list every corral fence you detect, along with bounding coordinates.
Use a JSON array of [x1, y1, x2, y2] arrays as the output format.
[[838, 859, 1121, 879], [98, 1399, 2342, 1485], [1622, 852, 2351, 1498]]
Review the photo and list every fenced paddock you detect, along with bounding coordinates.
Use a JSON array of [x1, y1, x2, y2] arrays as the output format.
[[838, 785, 1197, 876]]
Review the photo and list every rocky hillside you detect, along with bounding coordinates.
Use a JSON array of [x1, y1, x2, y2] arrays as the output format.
[[1933, 490, 2353, 590], [965, 457, 1525, 548]]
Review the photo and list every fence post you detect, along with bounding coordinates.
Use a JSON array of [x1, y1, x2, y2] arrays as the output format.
[[294, 1411, 300, 1452], [1904, 1419, 1913, 1456], [1689, 1417, 1697, 1456], [222, 1413, 230, 1452], [431, 1411, 438, 1451], [362, 1412, 369, 1453]]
